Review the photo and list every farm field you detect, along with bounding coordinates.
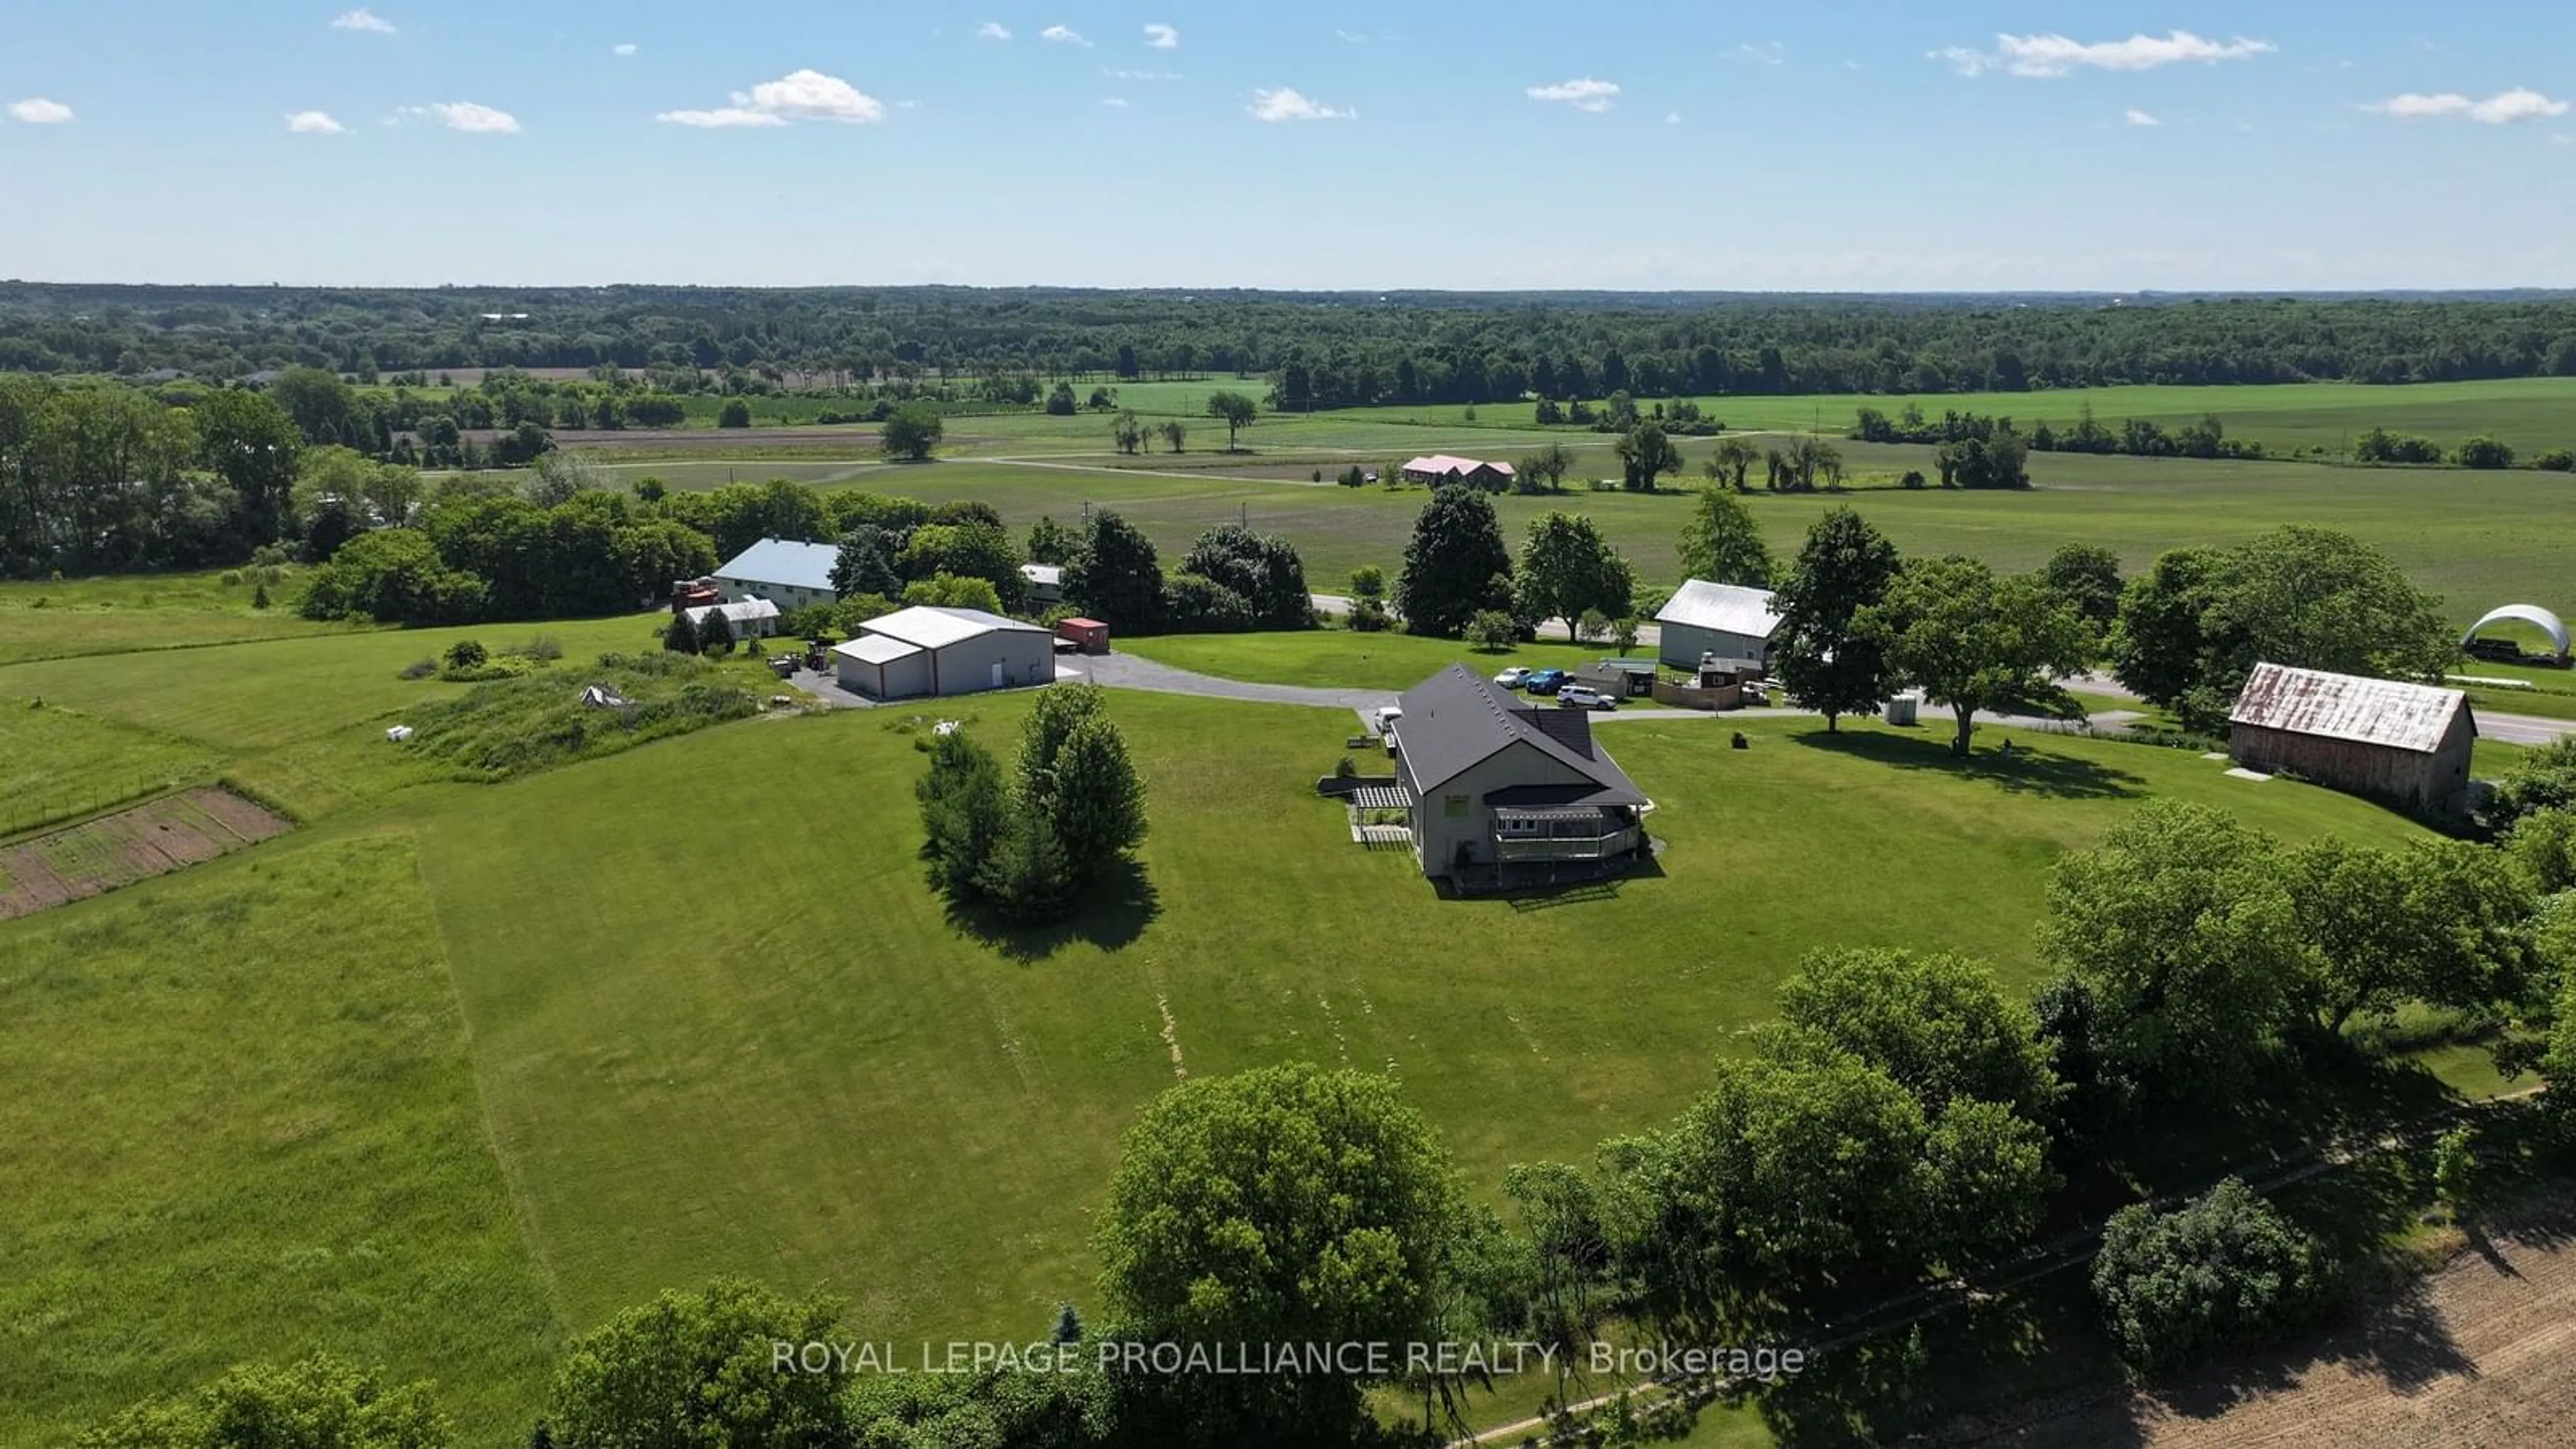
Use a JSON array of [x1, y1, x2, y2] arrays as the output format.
[[1326, 376, 2576, 455], [822, 449, 2573, 616], [0, 786, 289, 920]]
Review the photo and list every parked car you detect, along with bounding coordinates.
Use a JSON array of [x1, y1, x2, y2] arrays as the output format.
[[1523, 668, 1568, 695], [1493, 667, 1530, 689], [1558, 684, 1617, 710]]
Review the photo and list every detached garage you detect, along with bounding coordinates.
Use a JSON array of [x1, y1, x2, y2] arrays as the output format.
[[830, 606, 1056, 700], [1656, 579, 1782, 670]]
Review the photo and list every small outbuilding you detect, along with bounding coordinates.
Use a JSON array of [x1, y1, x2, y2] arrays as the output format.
[[680, 598, 781, 642], [2228, 662, 2477, 819], [2461, 604, 2571, 665], [830, 605, 1055, 700], [1055, 616, 1111, 655], [1020, 564, 1065, 607], [1655, 580, 1782, 670], [712, 537, 842, 611]]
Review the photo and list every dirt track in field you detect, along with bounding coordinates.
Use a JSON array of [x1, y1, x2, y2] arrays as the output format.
[[0, 787, 292, 920], [1964, 1194, 2576, 1449]]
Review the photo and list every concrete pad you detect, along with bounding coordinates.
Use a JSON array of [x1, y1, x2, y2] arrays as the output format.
[[2224, 767, 2273, 782], [2202, 751, 2229, 761]]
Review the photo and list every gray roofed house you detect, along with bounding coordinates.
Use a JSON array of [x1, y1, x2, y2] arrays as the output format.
[[1655, 580, 1782, 669], [2228, 662, 2477, 818], [712, 537, 843, 610], [680, 597, 782, 642], [1389, 665, 1649, 890]]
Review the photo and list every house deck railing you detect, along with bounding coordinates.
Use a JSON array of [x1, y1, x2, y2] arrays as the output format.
[[1494, 826, 1641, 864]]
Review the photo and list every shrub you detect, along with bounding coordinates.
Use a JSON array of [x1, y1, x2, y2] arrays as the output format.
[[1900, 470, 1927, 490], [1334, 755, 1358, 779], [1463, 609, 1518, 651], [2455, 435, 2516, 470], [443, 639, 488, 672], [401, 657, 438, 680], [2534, 448, 2576, 472], [716, 398, 753, 429], [251, 582, 271, 610], [2092, 1178, 2326, 1373]]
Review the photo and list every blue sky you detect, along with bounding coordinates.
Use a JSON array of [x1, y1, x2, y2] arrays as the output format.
[[3, 2, 2572, 290]]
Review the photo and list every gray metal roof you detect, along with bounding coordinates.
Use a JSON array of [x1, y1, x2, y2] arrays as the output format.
[[1393, 665, 1646, 805], [862, 606, 1051, 649], [1656, 579, 1781, 639], [2229, 662, 2473, 753], [713, 537, 841, 594]]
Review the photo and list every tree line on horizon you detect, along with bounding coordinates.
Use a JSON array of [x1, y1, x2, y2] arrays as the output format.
[[9, 282, 2576, 398]]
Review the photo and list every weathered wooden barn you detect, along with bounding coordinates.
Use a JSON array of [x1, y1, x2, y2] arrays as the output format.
[[2228, 662, 2477, 818]]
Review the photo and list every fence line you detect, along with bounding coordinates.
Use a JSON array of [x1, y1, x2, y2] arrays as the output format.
[[0, 777, 187, 844]]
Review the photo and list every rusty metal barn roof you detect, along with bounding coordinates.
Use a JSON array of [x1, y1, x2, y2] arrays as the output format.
[[2229, 662, 2472, 754]]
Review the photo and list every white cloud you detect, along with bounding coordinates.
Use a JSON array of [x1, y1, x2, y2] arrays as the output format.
[[1103, 97, 1129, 108], [1106, 67, 1181, 81], [429, 101, 519, 133], [1335, 29, 1369, 43], [2125, 108, 2162, 127], [1527, 77, 1619, 113], [1247, 87, 1353, 122], [612, 42, 637, 57], [330, 7, 396, 34], [7, 97, 73, 124], [1938, 30, 2273, 78], [1042, 24, 1089, 46], [656, 106, 788, 128], [1665, 110, 1682, 124], [2367, 88, 2569, 124], [286, 109, 347, 133], [656, 68, 884, 129], [1142, 23, 1179, 49], [1736, 41, 1786, 66], [2557, 133, 2575, 146], [976, 21, 1010, 41]]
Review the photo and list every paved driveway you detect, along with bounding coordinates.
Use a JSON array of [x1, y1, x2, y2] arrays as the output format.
[[1069, 651, 1395, 733]]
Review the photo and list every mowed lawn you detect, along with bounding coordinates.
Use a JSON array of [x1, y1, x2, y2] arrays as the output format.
[[0, 702, 223, 837], [1120, 631, 1628, 691], [403, 692, 2433, 1367], [0, 834, 564, 1448]]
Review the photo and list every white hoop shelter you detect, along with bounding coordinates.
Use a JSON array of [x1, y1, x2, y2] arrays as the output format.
[[2461, 604, 2571, 663]]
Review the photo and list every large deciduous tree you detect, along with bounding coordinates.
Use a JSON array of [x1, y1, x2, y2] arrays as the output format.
[[1180, 523, 1312, 630], [1770, 506, 1900, 731], [2092, 1179, 2325, 1373], [2039, 801, 2306, 1102], [1064, 508, 1165, 631], [1614, 421, 1682, 491], [1096, 1064, 1471, 1446], [1860, 556, 2092, 756], [549, 1280, 851, 1449], [1676, 485, 1775, 588], [1395, 488, 1514, 638], [2288, 837, 2539, 1033], [1205, 390, 1257, 450], [1515, 512, 1633, 642], [2042, 542, 2125, 640], [879, 402, 944, 461]]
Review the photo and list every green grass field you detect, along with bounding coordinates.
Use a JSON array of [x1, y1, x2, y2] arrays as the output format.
[[1120, 629, 1633, 691], [1324, 376, 2576, 455], [0, 584, 2530, 1445], [0, 568, 359, 665], [0, 833, 564, 1447], [813, 449, 2573, 619]]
